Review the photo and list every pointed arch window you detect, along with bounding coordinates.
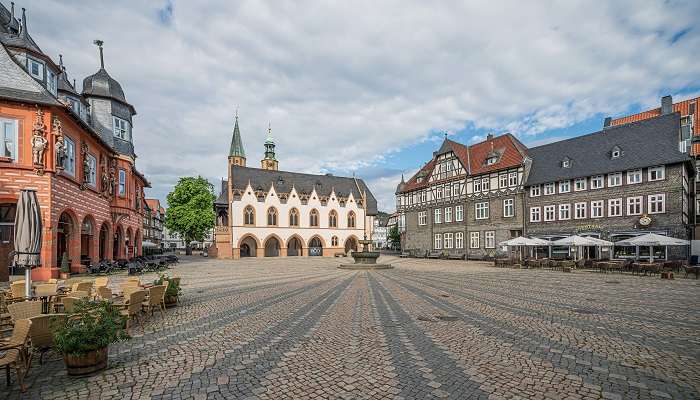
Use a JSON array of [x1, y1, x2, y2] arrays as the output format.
[[289, 208, 299, 226], [331, 236, 339, 246], [347, 211, 356, 228], [329, 210, 338, 228], [267, 207, 278, 226], [310, 209, 319, 227], [244, 206, 255, 225]]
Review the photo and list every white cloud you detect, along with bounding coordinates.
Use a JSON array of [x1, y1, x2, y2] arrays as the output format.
[[19, 0, 700, 211]]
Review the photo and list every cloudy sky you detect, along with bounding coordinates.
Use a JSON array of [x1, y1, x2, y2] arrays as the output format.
[[20, 0, 700, 211]]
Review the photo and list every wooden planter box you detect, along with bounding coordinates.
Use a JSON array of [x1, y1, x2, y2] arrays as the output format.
[[64, 347, 108, 376]]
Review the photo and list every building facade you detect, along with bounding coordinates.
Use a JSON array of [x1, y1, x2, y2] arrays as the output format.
[[371, 215, 388, 249], [211, 115, 377, 259], [0, 3, 148, 280], [143, 198, 164, 248], [396, 134, 528, 259]]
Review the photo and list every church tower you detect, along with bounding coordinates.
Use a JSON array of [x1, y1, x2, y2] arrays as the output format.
[[261, 123, 279, 171], [228, 111, 246, 167]]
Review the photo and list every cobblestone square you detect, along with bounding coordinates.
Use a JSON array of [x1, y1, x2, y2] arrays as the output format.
[[4, 256, 700, 399]]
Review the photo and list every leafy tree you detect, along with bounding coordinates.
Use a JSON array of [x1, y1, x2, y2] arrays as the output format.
[[165, 176, 215, 255], [388, 225, 401, 250]]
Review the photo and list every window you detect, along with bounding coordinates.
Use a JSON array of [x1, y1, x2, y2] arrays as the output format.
[[530, 207, 541, 222], [329, 210, 338, 227], [113, 116, 130, 140], [508, 172, 518, 187], [434, 208, 442, 224], [418, 211, 427, 226], [87, 154, 97, 186], [436, 187, 443, 200], [475, 202, 489, 219], [444, 207, 452, 223], [486, 156, 497, 165], [608, 198, 622, 217], [455, 232, 464, 249], [289, 208, 299, 226], [574, 202, 586, 219], [562, 159, 570, 168], [481, 177, 490, 191], [473, 179, 481, 193], [499, 174, 507, 188], [347, 211, 356, 228], [559, 180, 570, 193], [267, 207, 278, 226], [591, 200, 604, 218], [118, 169, 126, 196], [544, 183, 555, 195], [47, 69, 57, 95], [310, 209, 319, 227], [608, 172, 622, 187], [420, 191, 426, 203], [544, 205, 555, 221], [627, 169, 642, 184], [503, 198, 514, 217], [455, 205, 463, 221], [485, 231, 495, 248], [574, 178, 586, 191], [591, 175, 604, 189], [434, 234, 443, 250], [0, 118, 18, 161], [469, 232, 480, 249], [452, 183, 460, 197], [558, 204, 571, 220], [64, 136, 75, 175], [649, 194, 665, 214], [648, 166, 665, 181], [627, 196, 642, 215], [530, 185, 541, 197], [27, 58, 43, 79], [331, 236, 339, 246], [444, 233, 454, 249], [611, 149, 621, 158]]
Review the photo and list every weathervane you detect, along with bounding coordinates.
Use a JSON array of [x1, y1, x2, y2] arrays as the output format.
[[93, 39, 104, 68]]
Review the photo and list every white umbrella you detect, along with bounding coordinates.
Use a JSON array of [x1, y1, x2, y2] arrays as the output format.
[[499, 237, 550, 262], [551, 235, 600, 261], [615, 233, 689, 263], [14, 189, 42, 298], [581, 237, 613, 260], [142, 241, 158, 248]]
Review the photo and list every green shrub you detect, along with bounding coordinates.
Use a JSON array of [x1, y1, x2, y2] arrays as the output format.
[[154, 274, 181, 298], [53, 300, 129, 356]]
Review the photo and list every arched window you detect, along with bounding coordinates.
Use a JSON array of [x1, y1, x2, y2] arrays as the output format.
[[329, 210, 338, 228], [310, 209, 319, 227], [347, 211, 356, 228], [267, 207, 278, 226], [244, 206, 255, 225], [289, 208, 299, 226], [331, 236, 339, 246]]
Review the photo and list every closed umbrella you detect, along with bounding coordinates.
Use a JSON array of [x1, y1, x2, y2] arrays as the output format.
[[14, 189, 43, 298]]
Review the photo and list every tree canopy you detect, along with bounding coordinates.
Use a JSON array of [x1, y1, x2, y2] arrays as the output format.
[[165, 176, 216, 252]]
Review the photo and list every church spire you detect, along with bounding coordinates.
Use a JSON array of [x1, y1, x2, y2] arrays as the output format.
[[261, 122, 278, 171], [228, 111, 246, 167]]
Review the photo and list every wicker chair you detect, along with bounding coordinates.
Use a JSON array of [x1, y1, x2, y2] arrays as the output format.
[[0, 319, 32, 392], [126, 277, 141, 285], [94, 277, 109, 288], [118, 290, 147, 331], [122, 285, 141, 299], [7, 301, 42, 322], [71, 281, 93, 294], [9, 282, 25, 301], [61, 297, 83, 313], [96, 286, 114, 302], [28, 314, 66, 364], [142, 285, 166, 318]]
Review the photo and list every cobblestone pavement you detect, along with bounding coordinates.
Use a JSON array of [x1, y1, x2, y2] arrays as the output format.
[[3, 256, 699, 399]]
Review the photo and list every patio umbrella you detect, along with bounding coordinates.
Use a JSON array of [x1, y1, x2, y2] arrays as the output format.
[[551, 235, 599, 261], [13, 189, 42, 298], [581, 237, 613, 260], [615, 233, 689, 263], [499, 237, 550, 262]]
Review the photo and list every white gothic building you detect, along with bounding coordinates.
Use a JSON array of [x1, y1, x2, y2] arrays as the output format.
[[211, 115, 377, 259]]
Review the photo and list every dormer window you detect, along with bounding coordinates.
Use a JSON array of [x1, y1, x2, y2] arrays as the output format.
[[611, 146, 621, 159], [27, 58, 43, 80], [47, 70, 57, 96], [561, 157, 571, 168], [485, 156, 498, 166], [113, 116, 130, 141]]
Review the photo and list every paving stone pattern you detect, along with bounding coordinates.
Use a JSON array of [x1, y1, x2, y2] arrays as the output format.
[[3, 257, 699, 399]]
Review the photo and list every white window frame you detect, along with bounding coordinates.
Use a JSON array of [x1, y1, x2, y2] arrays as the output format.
[[648, 166, 665, 181], [544, 205, 556, 222], [481, 177, 490, 191], [472, 179, 481, 193], [530, 185, 541, 197], [591, 200, 604, 218], [499, 174, 507, 189], [558, 204, 571, 220], [544, 183, 555, 195], [574, 178, 586, 191], [434, 208, 441, 224], [648, 193, 665, 214], [608, 198, 622, 217], [47, 69, 57, 96], [485, 231, 495, 249], [508, 172, 518, 187], [627, 169, 642, 185], [434, 233, 443, 250], [444, 233, 454, 249], [418, 211, 427, 226], [608, 172, 622, 187], [0, 118, 19, 161], [469, 232, 480, 249], [113, 116, 130, 140], [591, 175, 604, 189], [64, 136, 76, 176], [627, 196, 643, 215], [559, 180, 571, 193], [503, 198, 514, 218], [530, 207, 541, 222], [475, 202, 489, 220], [574, 202, 586, 219], [118, 169, 126, 196], [444, 207, 452, 223], [455, 205, 463, 222], [455, 232, 464, 249], [27, 57, 43, 80]]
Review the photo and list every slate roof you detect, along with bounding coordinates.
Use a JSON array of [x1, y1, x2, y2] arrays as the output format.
[[525, 112, 689, 186], [82, 68, 136, 113], [222, 166, 378, 215], [0, 42, 60, 106], [0, 5, 43, 56], [229, 116, 245, 157]]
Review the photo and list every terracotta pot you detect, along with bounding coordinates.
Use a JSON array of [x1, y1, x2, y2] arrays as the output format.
[[63, 347, 108, 376], [164, 295, 178, 307]]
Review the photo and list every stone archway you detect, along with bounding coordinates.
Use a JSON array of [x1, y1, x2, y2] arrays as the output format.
[[56, 211, 77, 270], [308, 236, 323, 257], [264, 236, 281, 257], [287, 236, 303, 256], [126, 228, 133, 259], [344, 236, 359, 253], [239, 235, 259, 257], [98, 222, 110, 261], [114, 225, 124, 260], [80, 215, 96, 265]]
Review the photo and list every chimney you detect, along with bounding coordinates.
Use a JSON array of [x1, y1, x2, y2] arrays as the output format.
[[603, 117, 612, 128], [486, 133, 494, 140], [661, 95, 673, 115]]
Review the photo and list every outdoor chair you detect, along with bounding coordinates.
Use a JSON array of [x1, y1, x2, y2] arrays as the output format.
[[126, 277, 141, 285], [117, 290, 147, 331], [28, 313, 66, 364], [73, 281, 93, 294], [0, 319, 32, 392], [94, 277, 109, 288], [9, 282, 25, 301], [96, 287, 114, 302], [69, 291, 89, 299], [121, 285, 141, 299], [7, 301, 42, 322], [60, 297, 83, 313], [142, 285, 166, 318]]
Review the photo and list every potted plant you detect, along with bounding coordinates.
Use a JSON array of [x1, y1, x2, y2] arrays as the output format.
[[154, 274, 181, 307], [53, 300, 129, 376], [60, 252, 70, 279]]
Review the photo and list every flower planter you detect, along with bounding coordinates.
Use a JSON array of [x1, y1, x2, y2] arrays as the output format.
[[164, 295, 178, 307], [63, 347, 108, 376]]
